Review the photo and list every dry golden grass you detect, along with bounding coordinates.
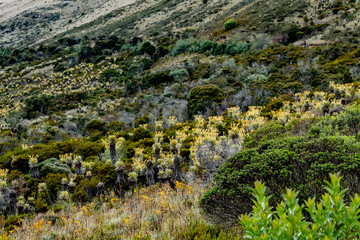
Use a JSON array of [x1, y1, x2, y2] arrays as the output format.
[[2, 181, 242, 240]]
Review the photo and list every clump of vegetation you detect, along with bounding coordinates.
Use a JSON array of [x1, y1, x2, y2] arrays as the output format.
[[187, 84, 224, 116], [99, 69, 121, 83], [38, 158, 71, 177], [200, 134, 360, 225], [241, 173, 360, 239], [224, 19, 237, 31]]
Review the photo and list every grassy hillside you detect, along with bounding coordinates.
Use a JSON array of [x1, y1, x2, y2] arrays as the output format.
[[0, 0, 360, 238]]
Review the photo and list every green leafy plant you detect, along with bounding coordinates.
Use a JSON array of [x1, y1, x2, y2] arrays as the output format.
[[99, 69, 121, 83], [187, 84, 224, 117], [39, 158, 71, 176], [224, 19, 237, 31], [200, 135, 360, 225], [240, 173, 360, 239]]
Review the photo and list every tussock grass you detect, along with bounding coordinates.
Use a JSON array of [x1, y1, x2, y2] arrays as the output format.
[[3, 181, 243, 239]]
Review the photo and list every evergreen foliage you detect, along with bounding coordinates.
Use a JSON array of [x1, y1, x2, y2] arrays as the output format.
[[200, 134, 360, 225], [241, 173, 360, 239]]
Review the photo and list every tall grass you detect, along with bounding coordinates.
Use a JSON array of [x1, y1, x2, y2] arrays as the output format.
[[2, 181, 242, 239]]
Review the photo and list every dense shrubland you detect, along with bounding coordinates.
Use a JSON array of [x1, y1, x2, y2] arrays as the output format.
[[0, 74, 359, 237], [1, 3, 360, 237]]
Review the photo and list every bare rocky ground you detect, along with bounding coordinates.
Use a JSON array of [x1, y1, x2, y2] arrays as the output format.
[[0, 0, 136, 47]]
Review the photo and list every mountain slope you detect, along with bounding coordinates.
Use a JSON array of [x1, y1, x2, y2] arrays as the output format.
[[2, 0, 359, 49]]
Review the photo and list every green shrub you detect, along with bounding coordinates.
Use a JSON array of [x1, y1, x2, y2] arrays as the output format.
[[0, 147, 29, 169], [4, 214, 27, 232], [38, 158, 71, 177], [44, 173, 66, 202], [243, 122, 287, 148], [143, 71, 172, 87], [105, 121, 124, 132], [132, 127, 153, 142], [187, 84, 224, 117], [7, 169, 22, 182], [172, 39, 193, 56], [94, 55, 106, 64], [73, 177, 100, 200], [92, 162, 116, 188], [99, 69, 121, 83], [178, 221, 242, 239], [73, 141, 104, 160], [84, 120, 106, 135], [241, 173, 360, 239], [169, 69, 189, 81], [11, 155, 30, 173], [135, 115, 150, 127], [224, 19, 237, 31], [224, 41, 250, 55], [139, 41, 156, 56], [72, 188, 89, 203], [24, 95, 51, 119], [35, 191, 50, 213], [309, 103, 360, 141], [200, 135, 360, 225]]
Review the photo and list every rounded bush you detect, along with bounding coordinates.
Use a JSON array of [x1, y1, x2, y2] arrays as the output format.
[[224, 19, 237, 31], [99, 69, 121, 83], [200, 135, 360, 225], [38, 158, 71, 177], [74, 141, 104, 160], [187, 84, 224, 117]]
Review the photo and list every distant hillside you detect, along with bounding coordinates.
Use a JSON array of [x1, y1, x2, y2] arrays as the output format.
[[1, 0, 359, 49]]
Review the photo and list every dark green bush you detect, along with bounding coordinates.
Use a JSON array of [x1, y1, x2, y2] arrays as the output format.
[[256, 72, 302, 95], [243, 121, 287, 148], [187, 84, 224, 117], [200, 135, 360, 225], [105, 121, 125, 132], [132, 127, 153, 142], [135, 115, 150, 127], [35, 190, 50, 213], [91, 162, 116, 188], [143, 71, 172, 87], [72, 187, 89, 203], [73, 141, 104, 160], [94, 55, 106, 64], [139, 42, 156, 56], [24, 95, 52, 119], [99, 69, 121, 83], [45, 173, 66, 202], [84, 120, 106, 135], [11, 155, 30, 173], [224, 19, 237, 31]]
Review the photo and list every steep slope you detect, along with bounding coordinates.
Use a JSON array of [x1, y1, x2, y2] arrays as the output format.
[[0, 0, 137, 48]]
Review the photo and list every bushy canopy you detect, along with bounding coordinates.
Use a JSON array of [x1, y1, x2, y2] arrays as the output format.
[[200, 135, 360, 225]]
